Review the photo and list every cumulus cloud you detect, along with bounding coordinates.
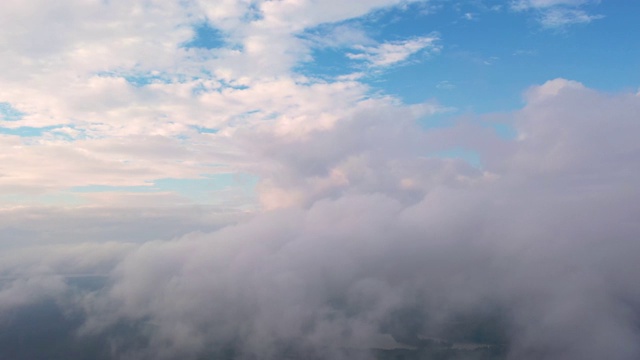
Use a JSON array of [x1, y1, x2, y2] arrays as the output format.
[[90, 80, 640, 359], [2, 80, 639, 359], [0, 0, 439, 199], [0, 205, 247, 249], [0, 1, 638, 359]]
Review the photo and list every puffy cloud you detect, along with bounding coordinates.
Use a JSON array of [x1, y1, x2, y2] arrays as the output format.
[[119, 81, 640, 358], [2, 80, 638, 359], [0, 205, 246, 249], [0, 0, 439, 200], [0, 1, 638, 359]]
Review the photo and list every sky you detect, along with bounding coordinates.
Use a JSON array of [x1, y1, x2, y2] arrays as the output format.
[[1, 1, 640, 359]]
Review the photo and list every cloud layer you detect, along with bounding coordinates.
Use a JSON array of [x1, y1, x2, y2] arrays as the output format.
[[2, 79, 640, 359], [0, 1, 636, 359]]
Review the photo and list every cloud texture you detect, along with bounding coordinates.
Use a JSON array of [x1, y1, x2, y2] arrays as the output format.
[[0, 1, 637, 359], [2, 79, 640, 359]]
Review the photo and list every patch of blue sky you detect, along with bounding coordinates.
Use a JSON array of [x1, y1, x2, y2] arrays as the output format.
[[191, 82, 211, 96], [417, 111, 517, 141], [299, 1, 640, 115], [416, 111, 458, 130], [241, 2, 263, 22], [47, 125, 87, 141], [532, 3, 640, 92], [0, 102, 26, 121], [123, 73, 175, 87], [296, 18, 369, 79], [219, 77, 250, 90], [96, 70, 195, 88], [192, 81, 251, 96], [182, 22, 225, 50], [429, 147, 482, 169], [129, 71, 202, 87], [192, 72, 255, 95], [351, 2, 533, 112], [295, 48, 355, 80], [0, 125, 61, 137], [71, 174, 259, 204], [487, 123, 517, 140], [419, 108, 518, 142], [192, 126, 218, 134]]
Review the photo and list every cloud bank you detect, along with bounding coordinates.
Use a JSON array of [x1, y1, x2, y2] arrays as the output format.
[[1, 79, 640, 359], [0, 1, 636, 359]]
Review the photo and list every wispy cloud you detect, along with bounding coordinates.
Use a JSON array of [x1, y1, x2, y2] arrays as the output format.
[[538, 7, 603, 28], [511, 0, 602, 28], [511, 0, 591, 11], [347, 35, 441, 68]]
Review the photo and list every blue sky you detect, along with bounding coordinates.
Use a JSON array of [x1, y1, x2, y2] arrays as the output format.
[[299, 1, 640, 111], [0, 0, 638, 208]]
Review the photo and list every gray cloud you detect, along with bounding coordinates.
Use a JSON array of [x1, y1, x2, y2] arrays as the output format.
[[2, 80, 640, 359], [0, 206, 248, 250]]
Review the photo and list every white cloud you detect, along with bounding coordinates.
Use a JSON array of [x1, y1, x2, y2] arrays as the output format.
[[436, 80, 456, 90], [77, 82, 640, 358], [511, 0, 591, 10], [538, 7, 603, 27], [1, 81, 640, 358], [0, 1, 637, 356], [0, 0, 441, 204], [347, 35, 441, 68], [302, 24, 375, 49], [511, 0, 602, 28], [0, 0, 640, 359]]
